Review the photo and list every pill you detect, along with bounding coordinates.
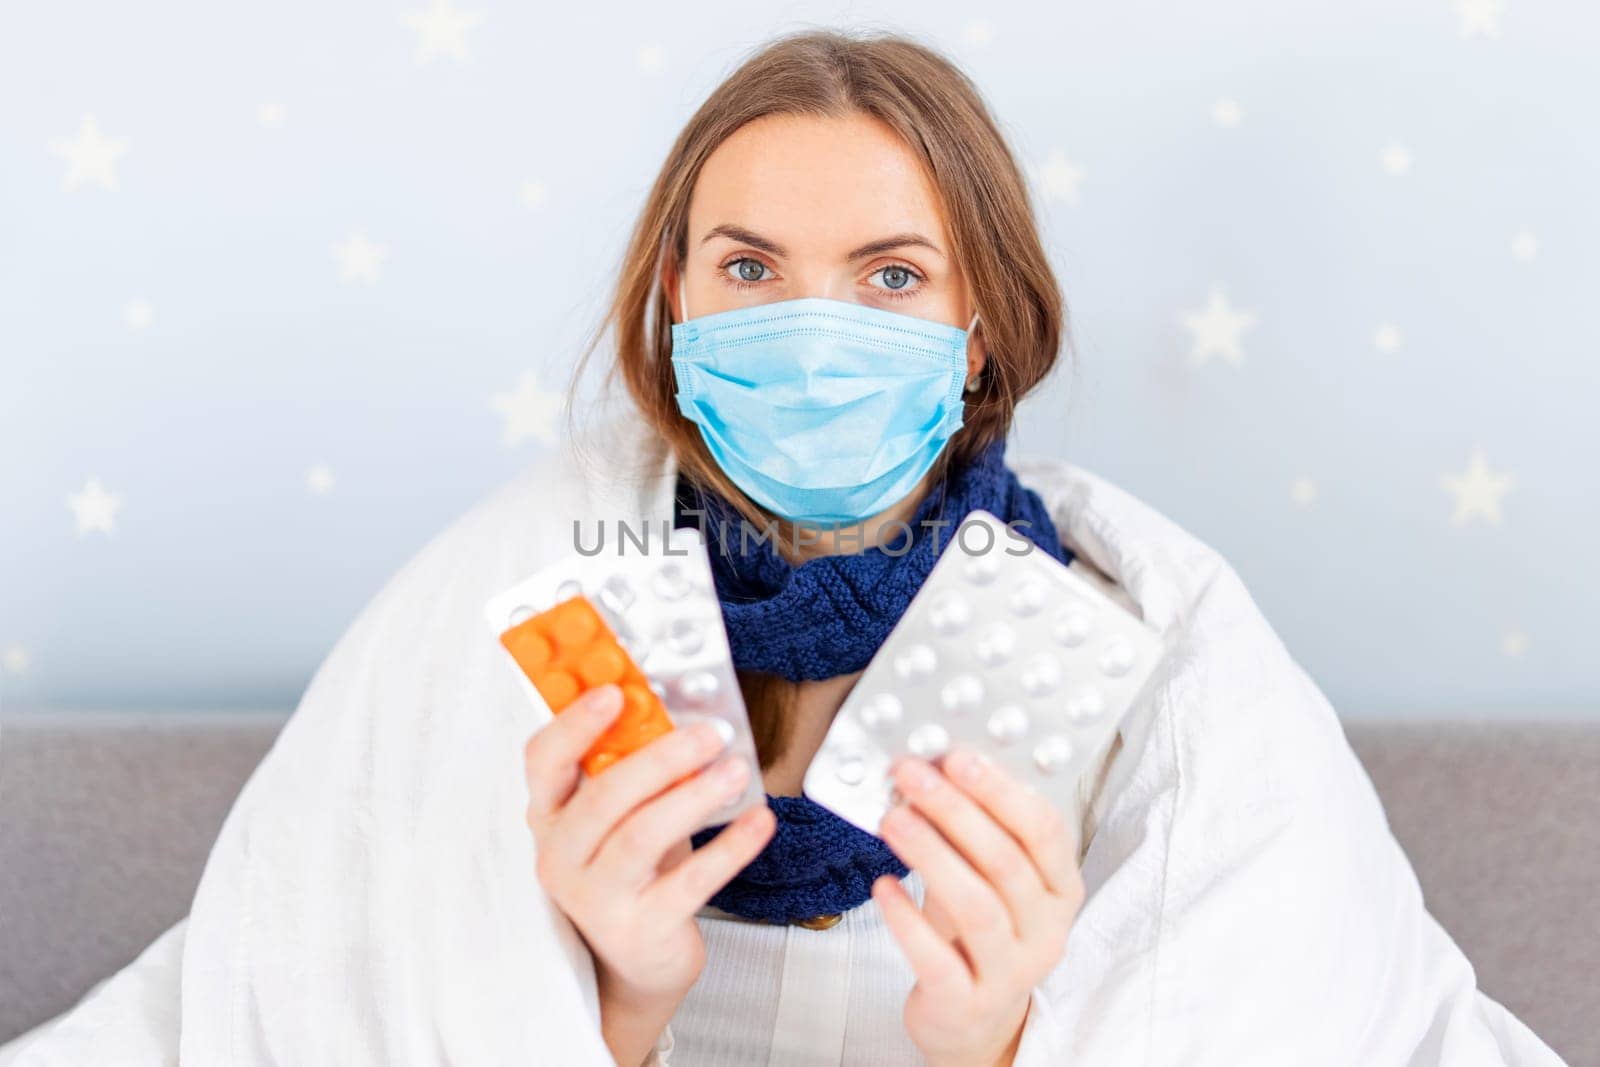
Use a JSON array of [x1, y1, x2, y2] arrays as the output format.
[[706, 717, 736, 747], [1020, 653, 1063, 696], [927, 592, 972, 635], [667, 617, 705, 656], [859, 692, 904, 730], [533, 669, 579, 709], [939, 673, 984, 714], [836, 755, 866, 786], [547, 598, 600, 649], [1032, 735, 1073, 775], [575, 643, 626, 686], [986, 704, 1029, 744], [1053, 604, 1092, 647], [653, 562, 691, 601], [598, 574, 636, 615], [907, 723, 950, 759], [1009, 579, 1046, 617], [1098, 636, 1136, 677], [616, 626, 649, 659], [1065, 685, 1106, 723], [893, 643, 937, 682], [963, 553, 1001, 585], [974, 622, 1017, 666], [500, 627, 552, 673], [677, 669, 720, 705]]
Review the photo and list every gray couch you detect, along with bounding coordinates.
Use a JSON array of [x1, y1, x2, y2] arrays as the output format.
[[1, 712, 1594, 1064]]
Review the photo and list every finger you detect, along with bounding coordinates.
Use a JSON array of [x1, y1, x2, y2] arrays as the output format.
[[923, 883, 960, 945], [524, 684, 625, 822], [555, 718, 738, 867], [938, 744, 1081, 900], [891, 755, 1046, 930], [878, 803, 1015, 975], [591, 752, 755, 887], [658, 836, 692, 878], [917, 884, 976, 974], [872, 874, 972, 995], [648, 803, 776, 917]]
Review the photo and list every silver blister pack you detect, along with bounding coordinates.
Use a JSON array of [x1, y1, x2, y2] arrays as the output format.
[[483, 525, 764, 829], [804, 510, 1165, 837]]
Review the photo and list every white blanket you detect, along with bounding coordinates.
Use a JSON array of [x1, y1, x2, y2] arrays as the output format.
[[3, 422, 1566, 1066]]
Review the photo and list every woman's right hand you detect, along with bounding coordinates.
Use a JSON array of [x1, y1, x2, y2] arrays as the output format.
[[523, 683, 776, 1046]]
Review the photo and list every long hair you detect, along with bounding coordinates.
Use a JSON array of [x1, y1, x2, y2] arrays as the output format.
[[572, 28, 1069, 768]]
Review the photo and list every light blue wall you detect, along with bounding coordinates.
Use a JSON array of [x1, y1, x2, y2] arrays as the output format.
[[2, 2, 1594, 717]]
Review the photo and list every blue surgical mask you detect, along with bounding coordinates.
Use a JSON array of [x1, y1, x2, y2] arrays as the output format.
[[670, 290, 975, 525]]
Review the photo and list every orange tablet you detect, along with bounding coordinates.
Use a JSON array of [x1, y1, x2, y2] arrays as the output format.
[[499, 595, 676, 775]]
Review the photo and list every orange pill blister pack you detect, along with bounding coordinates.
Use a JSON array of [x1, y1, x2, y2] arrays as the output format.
[[484, 525, 763, 828]]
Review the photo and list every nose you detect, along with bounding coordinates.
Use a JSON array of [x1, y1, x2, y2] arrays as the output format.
[[792, 271, 849, 304]]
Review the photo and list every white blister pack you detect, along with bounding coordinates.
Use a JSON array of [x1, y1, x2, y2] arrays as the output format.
[[483, 525, 765, 829], [804, 510, 1165, 837]]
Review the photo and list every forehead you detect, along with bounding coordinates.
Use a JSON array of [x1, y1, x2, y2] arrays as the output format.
[[687, 112, 949, 253]]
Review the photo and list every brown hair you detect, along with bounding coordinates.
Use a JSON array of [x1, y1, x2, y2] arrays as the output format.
[[574, 28, 1068, 769]]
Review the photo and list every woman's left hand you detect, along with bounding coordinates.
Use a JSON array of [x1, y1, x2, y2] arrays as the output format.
[[872, 743, 1085, 1067]]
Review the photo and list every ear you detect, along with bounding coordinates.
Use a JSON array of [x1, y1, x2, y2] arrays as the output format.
[[966, 315, 987, 383]]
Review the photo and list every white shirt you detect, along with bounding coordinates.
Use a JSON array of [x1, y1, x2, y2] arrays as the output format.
[[658, 870, 930, 1065]]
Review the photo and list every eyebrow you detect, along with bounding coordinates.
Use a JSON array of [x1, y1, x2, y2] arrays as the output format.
[[699, 223, 944, 261]]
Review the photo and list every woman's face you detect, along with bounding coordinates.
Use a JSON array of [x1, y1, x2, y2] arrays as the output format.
[[667, 111, 987, 382]]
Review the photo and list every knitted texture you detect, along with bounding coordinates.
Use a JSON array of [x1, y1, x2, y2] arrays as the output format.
[[680, 438, 1073, 923]]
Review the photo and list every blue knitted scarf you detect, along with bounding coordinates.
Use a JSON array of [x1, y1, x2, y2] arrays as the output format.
[[678, 438, 1074, 925]]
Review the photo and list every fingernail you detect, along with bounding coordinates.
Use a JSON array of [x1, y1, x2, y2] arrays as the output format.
[[713, 755, 749, 794], [697, 719, 733, 754], [894, 759, 939, 795], [948, 747, 990, 785]]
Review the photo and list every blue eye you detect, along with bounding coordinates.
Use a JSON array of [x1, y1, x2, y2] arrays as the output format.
[[868, 263, 924, 298], [724, 257, 770, 285]]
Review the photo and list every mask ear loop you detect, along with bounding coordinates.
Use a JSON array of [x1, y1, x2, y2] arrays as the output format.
[[678, 278, 688, 323], [963, 311, 983, 394]]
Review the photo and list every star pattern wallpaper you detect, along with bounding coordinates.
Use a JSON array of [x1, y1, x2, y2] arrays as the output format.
[[1, 1, 1594, 717]]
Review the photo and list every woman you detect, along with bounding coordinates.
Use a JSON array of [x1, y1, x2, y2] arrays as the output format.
[[2, 28, 1562, 1067], [536, 28, 1098, 1067]]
